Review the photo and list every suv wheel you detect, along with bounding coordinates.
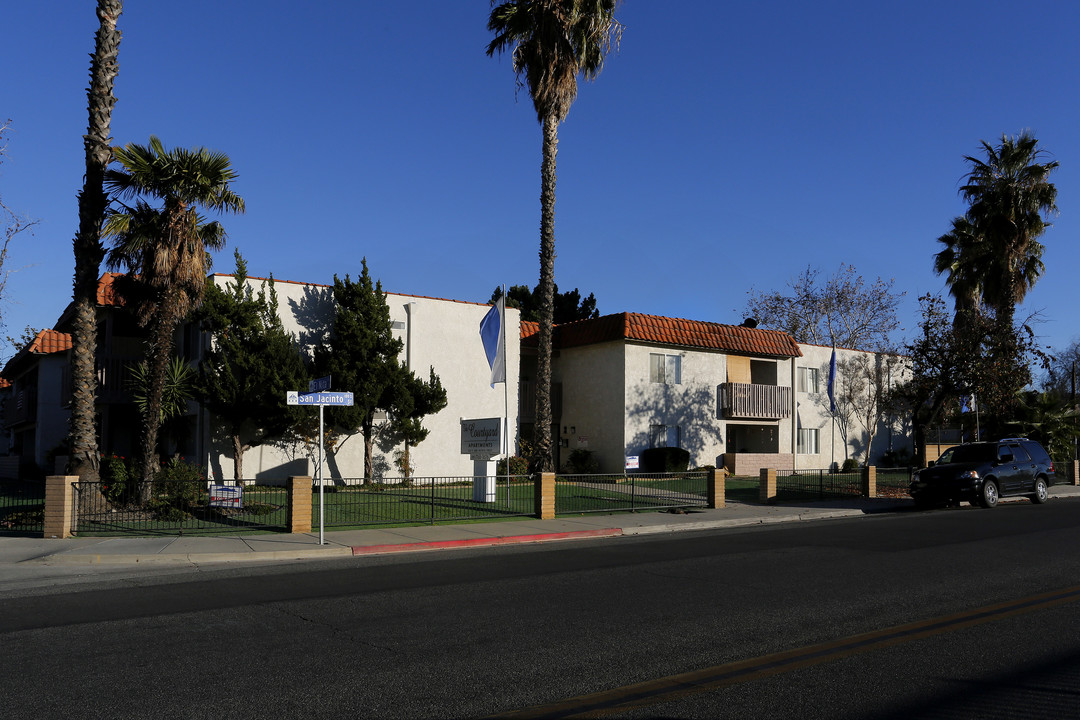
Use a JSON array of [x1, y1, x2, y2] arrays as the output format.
[[1031, 477, 1049, 504], [979, 479, 999, 508]]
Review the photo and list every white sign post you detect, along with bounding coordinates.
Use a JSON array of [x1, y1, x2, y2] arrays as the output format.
[[461, 418, 501, 502], [287, 384, 353, 544]]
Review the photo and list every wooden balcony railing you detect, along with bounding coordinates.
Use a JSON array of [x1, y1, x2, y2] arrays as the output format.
[[720, 382, 792, 420], [3, 388, 37, 427]]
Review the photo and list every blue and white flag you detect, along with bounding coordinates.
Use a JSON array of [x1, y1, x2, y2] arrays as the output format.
[[827, 348, 837, 414], [480, 296, 506, 388], [960, 394, 975, 413]]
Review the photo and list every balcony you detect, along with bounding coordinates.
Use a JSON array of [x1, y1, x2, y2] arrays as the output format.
[[720, 382, 792, 420], [3, 388, 37, 428]]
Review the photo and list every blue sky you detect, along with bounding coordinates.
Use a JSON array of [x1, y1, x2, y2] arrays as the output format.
[[3, 1, 1079, 359]]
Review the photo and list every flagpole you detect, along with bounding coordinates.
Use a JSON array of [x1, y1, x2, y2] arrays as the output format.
[[501, 285, 510, 506], [828, 347, 837, 472]]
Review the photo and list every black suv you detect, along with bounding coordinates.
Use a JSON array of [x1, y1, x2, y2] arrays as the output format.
[[909, 438, 1054, 509]]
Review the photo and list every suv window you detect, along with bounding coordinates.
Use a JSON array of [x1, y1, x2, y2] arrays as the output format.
[[945, 445, 996, 463], [1022, 441, 1051, 464], [1010, 444, 1031, 463]]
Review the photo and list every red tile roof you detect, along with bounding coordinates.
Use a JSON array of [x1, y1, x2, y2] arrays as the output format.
[[1, 329, 73, 377], [97, 272, 125, 307], [523, 313, 801, 357], [520, 320, 539, 340], [28, 329, 73, 355]]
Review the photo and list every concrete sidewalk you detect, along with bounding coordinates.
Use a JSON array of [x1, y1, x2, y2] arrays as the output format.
[[2, 487, 1077, 567]]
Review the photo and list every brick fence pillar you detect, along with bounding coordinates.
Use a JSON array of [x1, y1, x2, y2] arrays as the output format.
[[759, 468, 777, 504], [287, 476, 312, 534], [861, 465, 877, 498], [44, 475, 78, 539], [1072, 460, 1079, 486], [707, 467, 726, 509], [536, 472, 555, 520]]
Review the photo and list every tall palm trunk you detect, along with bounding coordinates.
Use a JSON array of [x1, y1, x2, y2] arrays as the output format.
[[136, 296, 177, 500], [532, 114, 559, 474], [69, 0, 123, 483]]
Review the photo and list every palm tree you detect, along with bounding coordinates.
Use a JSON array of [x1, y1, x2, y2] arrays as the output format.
[[933, 216, 988, 318], [103, 136, 244, 490], [68, 0, 123, 483], [487, 0, 621, 472], [956, 132, 1058, 329]]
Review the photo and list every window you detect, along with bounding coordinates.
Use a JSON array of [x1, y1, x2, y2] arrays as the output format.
[[797, 428, 820, 454], [650, 424, 681, 448], [650, 353, 682, 384], [796, 367, 820, 393]]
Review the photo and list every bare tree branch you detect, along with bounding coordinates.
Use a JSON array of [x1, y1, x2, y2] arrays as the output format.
[[0, 120, 40, 354], [744, 264, 904, 351]]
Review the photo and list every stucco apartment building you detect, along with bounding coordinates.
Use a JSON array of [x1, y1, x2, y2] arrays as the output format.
[[3, 273, 907, 481], [522, 313, 910, 475], [1, 273, 520, 481], [202, 274, 520, 481]]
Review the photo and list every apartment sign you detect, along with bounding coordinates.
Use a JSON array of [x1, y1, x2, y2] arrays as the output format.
[[461, 417, 502, 457]]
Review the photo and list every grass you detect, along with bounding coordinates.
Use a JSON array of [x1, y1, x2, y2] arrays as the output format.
[[0, 481, 45, 533]]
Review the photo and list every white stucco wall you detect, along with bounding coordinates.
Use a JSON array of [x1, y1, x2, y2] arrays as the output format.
[[623, 343, 729, 470], [795, 343, 911, 468], [201, 276, 519, 481], [553, 341, 626, 472]]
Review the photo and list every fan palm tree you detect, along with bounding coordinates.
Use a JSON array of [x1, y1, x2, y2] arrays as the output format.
[[933, 216, 990, 319], [69, 0, 123, 483], [956, 132, 1058, 329], [103, 136, 244, 490], [487, 0, 621, 472]]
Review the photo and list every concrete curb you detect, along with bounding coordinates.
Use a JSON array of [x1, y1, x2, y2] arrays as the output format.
[[31, 547, 354, 566], [351, 528, 622, 555], [620, 509, 869, 536]]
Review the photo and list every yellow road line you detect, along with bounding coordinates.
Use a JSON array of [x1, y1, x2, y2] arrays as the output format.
[[492, 585, 1080, 719]]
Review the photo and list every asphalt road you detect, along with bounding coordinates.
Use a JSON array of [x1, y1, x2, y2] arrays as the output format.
[[3, 499, 1080, 719]]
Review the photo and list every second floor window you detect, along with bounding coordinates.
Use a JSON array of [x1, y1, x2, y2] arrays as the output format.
[[650, 424, 681, 448], [650, 353, 682, 385], [797, 428, 820, 454], [796, 366, 820, 393]]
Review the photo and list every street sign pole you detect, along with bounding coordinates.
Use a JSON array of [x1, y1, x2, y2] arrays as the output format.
[[286, 386, 352, 545], [319, 404, 325, 545]]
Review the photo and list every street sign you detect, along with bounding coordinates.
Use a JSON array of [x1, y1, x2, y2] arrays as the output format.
[[286, 391, 354, 406], [309, 375, 331, 393]]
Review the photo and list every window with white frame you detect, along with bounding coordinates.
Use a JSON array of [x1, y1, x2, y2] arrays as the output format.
[[796, 366, 820, 393], [649, 424, 681, 448], [797, 428, 820, 454], [649, 353, 682, 385]]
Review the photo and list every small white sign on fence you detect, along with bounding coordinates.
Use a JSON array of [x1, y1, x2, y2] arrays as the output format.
[[209, 485, 243, 509], [625, 455, 640, 470]]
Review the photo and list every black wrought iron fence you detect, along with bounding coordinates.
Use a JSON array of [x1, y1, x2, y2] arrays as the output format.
[[73, 480, 288, 535], [776, 469, 861, 501], [1052, 459, 1074, 486], [313, 475, 535, 527], [555, 472, 708, 515], [0, 479, 45, 534], [875, 467, 914, 498]]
